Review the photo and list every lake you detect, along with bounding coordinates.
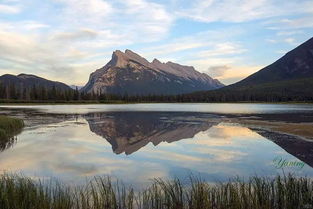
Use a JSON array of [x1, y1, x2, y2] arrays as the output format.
[[1, 103, 313, 187]]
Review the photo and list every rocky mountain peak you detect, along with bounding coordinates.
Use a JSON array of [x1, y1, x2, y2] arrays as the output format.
[[82, 49, 224, 95], [111, 49, 152, 68], [152, 58, 162, 64]]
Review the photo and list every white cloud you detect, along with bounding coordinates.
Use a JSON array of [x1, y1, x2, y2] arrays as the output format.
[[280, 16, 313, 29], [284, 38, 296, 45], [54, 0, 113, 23], [0, 29, 100, 84], [0, 3, 20, 14], [141, 27, 245, 60], [197, 42, 247, 57], [115, 0, 174, 41], [276, 30, 303, 36], [206, 65, 230, 77], [177, 0, 313, 23], [0, 0, 176, 85], [266, 37, 298, 46], [178, 0, 270, 22]]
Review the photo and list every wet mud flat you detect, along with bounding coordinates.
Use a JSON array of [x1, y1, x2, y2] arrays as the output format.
[[224, 112, 313, 140]]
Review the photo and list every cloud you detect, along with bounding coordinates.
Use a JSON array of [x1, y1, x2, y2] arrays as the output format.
[[217, 65, 263, 84], [284, 38, 296, 45], [194, 62, 262, 84], [0, 0, 312, 86], [0, 3, 20, 14], [0, 29, 99, 84], [279, 16, 313, 29], [177, 0, 313, 23], [266, 37, 298, 46], [115, 0, 174, 41], [197, 42, 247, 57], [51, 29, 99, 42], [276, 30, 303, 36], [0, 20, 49, 32], [206, 65, 230, 77], [54, 0, 113, 24], [264, 15, 313, 31], [140, 27, 245, 62], [178, 0, 270, 22], [0, 0, 177, 85]]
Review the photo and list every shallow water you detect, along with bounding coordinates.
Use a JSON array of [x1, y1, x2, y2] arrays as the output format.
[[1, 103, 313, 114], [1, 104, 313, 187]]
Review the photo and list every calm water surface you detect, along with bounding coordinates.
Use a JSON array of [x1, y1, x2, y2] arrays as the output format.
[[1, 103, 313, 187]]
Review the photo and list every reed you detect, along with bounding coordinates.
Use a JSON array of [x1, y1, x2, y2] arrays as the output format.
[[0, 116, 24, 151], [0, 115, 24, 140], [0, 174, 312, 209]]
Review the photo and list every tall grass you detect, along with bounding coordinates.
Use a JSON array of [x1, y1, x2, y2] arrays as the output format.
[[0, 174, 312, 209], [0, 116, 24, 150]]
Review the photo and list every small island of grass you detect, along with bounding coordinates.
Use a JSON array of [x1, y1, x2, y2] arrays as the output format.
[[0, 116, 24, 149]]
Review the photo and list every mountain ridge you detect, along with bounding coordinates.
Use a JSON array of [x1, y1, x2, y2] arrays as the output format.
[[0, 73, 71, 90], [81, 49, 224, 95]]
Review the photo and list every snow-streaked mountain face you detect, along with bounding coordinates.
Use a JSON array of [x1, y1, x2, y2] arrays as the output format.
[[81, 50, 224, 96]]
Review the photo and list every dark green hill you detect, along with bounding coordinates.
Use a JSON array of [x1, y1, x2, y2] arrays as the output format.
[[0, 74, 73, 101]]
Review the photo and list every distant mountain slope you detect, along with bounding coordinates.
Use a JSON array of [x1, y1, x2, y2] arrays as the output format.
[[231, 37, 313, 88], [81, 50, 224, 96], [186, 37, 313, 102], [0, 74, 71, 90]]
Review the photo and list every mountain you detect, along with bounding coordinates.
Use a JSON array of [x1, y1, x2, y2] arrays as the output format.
[[85, 112, 220, 155], [0, 73, 73, 100], [0, 73, 71, 91], [252, 128, 313, 168], [81, 50, 224, 96], [231, 37, 313, 88], [187, 37, 313, 102]]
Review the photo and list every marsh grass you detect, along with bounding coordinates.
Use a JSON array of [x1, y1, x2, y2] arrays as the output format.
[[0, 116, 24, 150], [0, 174, 312, 209]]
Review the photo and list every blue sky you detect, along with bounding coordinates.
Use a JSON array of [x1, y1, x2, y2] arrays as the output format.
[[0, 0, 312, 85]]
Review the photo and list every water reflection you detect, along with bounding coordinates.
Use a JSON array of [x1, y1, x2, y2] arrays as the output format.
[[1, 108, 313, 185], [253, 129, 313, 168], [0, 136, 17, 151], [85, 112, 220, 155]]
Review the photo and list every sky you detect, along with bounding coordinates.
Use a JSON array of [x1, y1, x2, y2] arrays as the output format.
[[0, 0, 313, 86]]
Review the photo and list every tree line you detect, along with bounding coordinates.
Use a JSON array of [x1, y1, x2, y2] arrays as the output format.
[[1, 82, 313, 103]]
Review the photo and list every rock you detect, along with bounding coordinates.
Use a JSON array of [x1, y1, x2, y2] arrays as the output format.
[[81, 50, 224, 95]]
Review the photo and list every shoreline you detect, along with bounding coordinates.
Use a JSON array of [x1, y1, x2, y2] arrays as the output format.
[[228, 117, 313, 140], [1, 101, 313, 105], [1, 104, 313, 140]]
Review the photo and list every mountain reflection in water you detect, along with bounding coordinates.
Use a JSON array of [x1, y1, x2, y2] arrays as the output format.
[[253, 128, 313, 168], [83, 111, 313, 169], [85, 112, 221, 155], [1, 109, 313, 184]]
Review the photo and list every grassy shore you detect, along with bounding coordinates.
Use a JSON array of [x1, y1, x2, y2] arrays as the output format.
[[0, 174, 312, 209], [0, 116, 24, 149]]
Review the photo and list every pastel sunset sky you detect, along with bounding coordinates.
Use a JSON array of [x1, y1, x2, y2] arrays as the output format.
[[0, 0, 313, 85]]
